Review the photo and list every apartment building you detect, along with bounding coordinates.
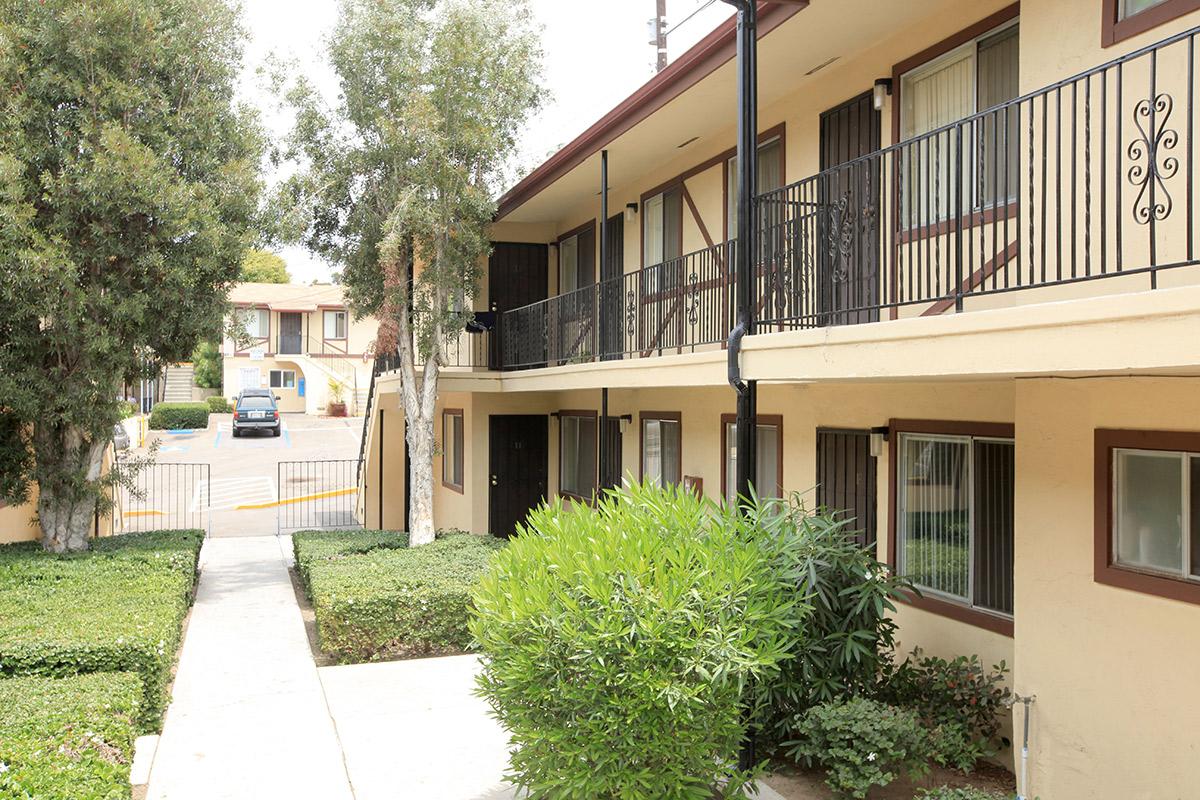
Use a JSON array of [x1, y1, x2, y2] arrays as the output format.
[[358, 1, 1200, 795], [222, 283, 377, 415]]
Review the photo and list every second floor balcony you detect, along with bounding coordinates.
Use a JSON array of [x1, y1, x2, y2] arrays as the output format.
[[434, 24, 1200, 375]]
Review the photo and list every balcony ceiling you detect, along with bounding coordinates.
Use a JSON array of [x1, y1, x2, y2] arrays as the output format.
[[499, 0, 987, 225]]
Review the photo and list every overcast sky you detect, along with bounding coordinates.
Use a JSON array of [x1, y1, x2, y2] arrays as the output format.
[[238, 0, 735, 283]]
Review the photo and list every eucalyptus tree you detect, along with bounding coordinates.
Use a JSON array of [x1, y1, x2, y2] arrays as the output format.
[[0, 0, 264, 551], [280, 0, 543, 546]]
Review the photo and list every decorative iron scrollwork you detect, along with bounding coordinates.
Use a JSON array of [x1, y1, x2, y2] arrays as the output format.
[[686, 271, 700, 326], [625, 288, 636, 339], [1127, 92, 1179, 225]]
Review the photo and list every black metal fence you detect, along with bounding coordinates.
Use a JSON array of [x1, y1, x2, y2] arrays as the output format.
[[114, 461, 210, 535], [758, 24, 1200, 329], [500, 240, 736, 369], [277, 459, 363, 534]]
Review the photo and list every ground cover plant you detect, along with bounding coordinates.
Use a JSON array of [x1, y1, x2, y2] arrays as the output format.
[[470, 483, 811, 800], [0, 530, 203, 730], [293, 530, 503, 663], [147, 402, 210, 431], [0, 672, 142, 800]]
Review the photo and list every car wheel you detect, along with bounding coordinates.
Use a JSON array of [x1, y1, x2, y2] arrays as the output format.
[[232, 428, 240, 438], [272, 426, 281, 438]]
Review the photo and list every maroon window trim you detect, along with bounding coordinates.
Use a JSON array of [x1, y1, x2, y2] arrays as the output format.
[[639, 411, 682, 485], [1094, 428, 1200, 605], [887, 418, 1016, 637], [557, 409, 598, 503], [441, 408, 464, 494], [1102, 0, 1200, 47]]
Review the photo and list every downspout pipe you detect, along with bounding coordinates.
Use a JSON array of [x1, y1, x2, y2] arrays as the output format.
[[721, 0, 759, 775], [599, 151, 609, 480]]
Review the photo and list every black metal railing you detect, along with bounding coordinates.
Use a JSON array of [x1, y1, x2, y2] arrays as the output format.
[[501, 240, 736, 369], [758, 24, 1200, 329], [277, 459, 363, 534], [113, 460, 211, 536]]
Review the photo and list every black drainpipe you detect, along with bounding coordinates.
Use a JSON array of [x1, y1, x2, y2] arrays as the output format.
[[599, 150, 609, 484], [721, 0, 759, 772]]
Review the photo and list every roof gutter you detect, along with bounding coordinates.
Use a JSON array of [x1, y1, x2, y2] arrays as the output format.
[[494, 1, 807, 222]]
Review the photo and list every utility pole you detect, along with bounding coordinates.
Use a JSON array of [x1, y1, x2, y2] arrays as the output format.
[[654, 0, 668, 72]]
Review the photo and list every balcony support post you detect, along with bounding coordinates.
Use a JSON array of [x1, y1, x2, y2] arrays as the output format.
[[600, 149, 609, 361], [723, 0, 759, 775]]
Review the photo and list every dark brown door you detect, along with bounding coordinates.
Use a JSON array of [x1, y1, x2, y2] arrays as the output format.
[[816, 428, 877, 547], [489, 242, 548, 368], [600, 214, 624, 359], [488, 415, 548, 538], [278, 312, 303, 354], [818, 91, 882, 326]]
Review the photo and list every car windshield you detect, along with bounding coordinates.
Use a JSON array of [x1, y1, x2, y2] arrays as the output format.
[[238, 397, 274, 410]]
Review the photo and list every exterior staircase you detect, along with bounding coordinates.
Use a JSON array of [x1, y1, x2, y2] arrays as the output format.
[[163, 364, 195, 403], [353, 387, 369, 417]]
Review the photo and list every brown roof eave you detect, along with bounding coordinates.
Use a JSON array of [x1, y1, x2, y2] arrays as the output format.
[[494, 1, 808, 223]]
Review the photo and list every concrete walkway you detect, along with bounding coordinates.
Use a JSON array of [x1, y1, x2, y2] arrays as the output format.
[[146, 536, 354, 800]]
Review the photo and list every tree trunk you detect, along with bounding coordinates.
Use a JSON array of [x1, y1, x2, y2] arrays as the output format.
[[406, 410, 436, 546], [34, 422, 106, 553]]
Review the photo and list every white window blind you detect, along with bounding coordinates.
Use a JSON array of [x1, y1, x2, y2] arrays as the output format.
[[1114, 449, 1200, 579], [642, 418, 681, 488], [323, 310, 347, 339], [724, 422, 781, 504], [559, 235, 579, 293], [243, 308, 269, 339]]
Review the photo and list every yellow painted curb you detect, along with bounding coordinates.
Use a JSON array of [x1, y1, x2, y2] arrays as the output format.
[[125, 510, 165, 518], [235, 487, 358, 511]]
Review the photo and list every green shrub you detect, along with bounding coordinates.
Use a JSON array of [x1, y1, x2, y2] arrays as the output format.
[[205, 395, 232, 413], [470, 483, 810, 800], [786, 698, 932, 799], [0, 530, 203, 731], [295, 531, 502, 663], [916, 788, 1013, 800], [117, 400, 138, 419], [758, 503, 910, 746], [191, 341, 223, 390], [0, 672, 142, 800], [877, 647, 1011, 761], [147, 402, 209, 430], [292, 529, 407, 594]]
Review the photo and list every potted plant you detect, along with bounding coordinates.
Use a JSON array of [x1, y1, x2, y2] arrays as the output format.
[[327, 378, 347, 417]]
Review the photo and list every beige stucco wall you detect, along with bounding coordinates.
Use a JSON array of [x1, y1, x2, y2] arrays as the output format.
[[1014, 376, 1200, 798], [0, 496, 41, 544]]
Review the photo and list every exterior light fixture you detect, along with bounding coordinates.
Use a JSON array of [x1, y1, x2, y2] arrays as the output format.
[[869, 426, 890, 457], [624, 202, 638, 223], [872, 78, 893, 111]]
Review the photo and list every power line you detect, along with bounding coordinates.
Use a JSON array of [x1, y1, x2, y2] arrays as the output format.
[[664, 0, 718, 37]]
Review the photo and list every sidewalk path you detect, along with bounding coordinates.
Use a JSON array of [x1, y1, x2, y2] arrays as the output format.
[[146, 536, 355, 800]]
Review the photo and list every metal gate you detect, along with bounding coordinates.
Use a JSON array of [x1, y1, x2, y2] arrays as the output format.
[[113, 461, 211, 536], [276, 459, 363, 534]]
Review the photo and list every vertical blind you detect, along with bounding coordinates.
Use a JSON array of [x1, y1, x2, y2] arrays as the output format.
[[642, 418, 681, 487], [724, 422, 780, 504], [559, 415, 597, 497]]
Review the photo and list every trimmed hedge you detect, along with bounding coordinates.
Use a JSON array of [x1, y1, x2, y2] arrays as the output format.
[[0, 530, 204, 731], [292, 530, 504, 663], [147, 402, 209, 430], [0, 672, 142, 800], [205, 395, 232, 413]]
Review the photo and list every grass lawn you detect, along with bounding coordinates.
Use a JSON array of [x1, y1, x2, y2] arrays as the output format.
[[0, 672, 143, 800], [0, 530, 204, 731], [292, 530, 504, 664]]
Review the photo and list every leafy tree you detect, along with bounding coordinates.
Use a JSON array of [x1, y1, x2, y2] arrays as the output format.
[[191, 341, 224, 390], [280, 0, 543, 545], [0, 0, 264, 551], [240, 249, 291, 283]]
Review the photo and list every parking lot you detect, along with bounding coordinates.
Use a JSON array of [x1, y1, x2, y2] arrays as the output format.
[[117, 413, 365, 537]]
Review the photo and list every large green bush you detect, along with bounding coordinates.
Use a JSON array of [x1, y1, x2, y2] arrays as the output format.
[[205, 395, 232, 413], [0, 672, 142, 800], [758, 506, 910, 746], [294, 530, 503, 663], [470, 483, 810, 800], [786, 698, 932, 799], [0, 530, 203, 730], [147, 402, 209, 430]]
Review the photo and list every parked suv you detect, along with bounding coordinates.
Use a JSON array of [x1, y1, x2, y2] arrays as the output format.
[[232, 394, 281, 438]]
